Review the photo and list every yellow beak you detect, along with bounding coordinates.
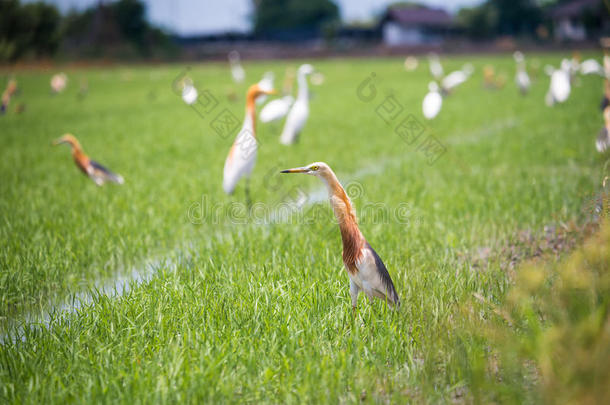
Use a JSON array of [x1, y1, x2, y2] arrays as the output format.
[[280, 167, 309, 174]]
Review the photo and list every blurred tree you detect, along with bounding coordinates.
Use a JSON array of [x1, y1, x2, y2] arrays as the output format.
[[494, 0, 542, 36], [0, 0, 61, 61], [457, 0, 543, 39], [457, 3, 498, 39], [112, 0, 148, 48], [252, 0, 339, 37]]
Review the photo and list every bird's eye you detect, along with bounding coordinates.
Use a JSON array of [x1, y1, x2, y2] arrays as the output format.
[[310, 165, 319, 171]]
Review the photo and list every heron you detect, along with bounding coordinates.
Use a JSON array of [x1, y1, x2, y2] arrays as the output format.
[[441, 64, 472, 95], [280, 64, 314, 145], [545, 63, 571, 106], [1, 78, 17, 113], [422, 82, 442, 120], [50, 73, 67, 94], [281, 162, 400, 309], [580, 59, 602, 76], [228, 51, 245, 84], [260, 95, 294, 123], [223, 83, 276, 203], [596, 106, 610, 153], [428, 53, 444, 80], [404, 56, 418, 71], [513, 51, 531, 95], [53, 134, 124, 186]]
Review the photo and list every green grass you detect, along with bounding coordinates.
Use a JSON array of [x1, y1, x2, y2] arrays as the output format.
[[0, 53, 608, 403]]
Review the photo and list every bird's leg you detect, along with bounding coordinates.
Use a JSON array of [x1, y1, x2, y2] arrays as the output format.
[[245, 177, 252, 211], [349, 279, 359, 316]]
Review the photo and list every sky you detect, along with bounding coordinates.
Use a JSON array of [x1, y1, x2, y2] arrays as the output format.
[[28, 0, 485, 36]]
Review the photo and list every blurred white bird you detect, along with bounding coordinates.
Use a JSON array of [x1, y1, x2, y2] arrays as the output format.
[[546, 64, 571, 106], [50, 73, 68, 94], [404, 56, 418, 71], [228, 50, 245, 83], [579, 59, 602, 76], [181, 78, 198, 105], [223, 84, 276, 200], [280, 64, 314, 145], [260, 95, 294, 123], [256, 71, 274, 105], [422, 82, 442, 120], [441, 68, 470, 94], [596, 106, 610, 153], [428, 53, 444, 80], [513, 51, 531, 95]]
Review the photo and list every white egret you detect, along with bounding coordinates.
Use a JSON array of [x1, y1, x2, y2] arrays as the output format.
[[260, 95, 294, 123], [280, 64, 314, 145], [422, 82, 442, 120], [228, 51, 245, 83]]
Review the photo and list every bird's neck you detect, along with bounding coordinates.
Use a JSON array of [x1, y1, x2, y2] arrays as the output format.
[[322, 172, 363, 268], [297, 73, 309, 102], [71, 144, 87, 163], [244, 100, 256, 137]]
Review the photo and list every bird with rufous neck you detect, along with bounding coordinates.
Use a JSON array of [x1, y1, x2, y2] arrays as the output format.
[[281, 162, 400, 309], [223, 83, 276, 204], [53, 134, 124, 186]]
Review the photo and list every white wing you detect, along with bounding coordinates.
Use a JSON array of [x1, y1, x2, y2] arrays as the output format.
[[231, 65, 245, 83], [580, 59, 602, 76], [280, 99, 308, 145], [422, 91, 442, 119], [550, 70, 570, 103], [182, 85, 198, 105], [260, 97, 293, 123], [596, 129, 610, 153], [223, 127, 258, 194], [516, 70, 530, 92], [429, 59, 443, 80], [441, 71, 467, 91]]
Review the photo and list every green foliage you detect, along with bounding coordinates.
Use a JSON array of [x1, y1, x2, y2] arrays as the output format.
[[0, 0, 61, 61], [457, 3, 498, 39], [463, 218, 610, 403], [0, 53, 606, 402], [253, 0, 339, 34], [1, 0, 174, 62], [458, 0, 543, 39]]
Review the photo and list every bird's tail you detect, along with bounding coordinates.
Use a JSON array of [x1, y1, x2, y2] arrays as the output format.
[[90, 160, 124, 185], [388, 289, 400, 310]]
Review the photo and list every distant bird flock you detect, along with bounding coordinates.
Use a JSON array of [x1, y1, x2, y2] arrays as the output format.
[[3, 47, 609, 309]]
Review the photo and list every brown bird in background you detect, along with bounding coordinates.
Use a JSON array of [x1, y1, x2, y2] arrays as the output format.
[[53, 134, 124, 186], [1, 78, 18, 114]]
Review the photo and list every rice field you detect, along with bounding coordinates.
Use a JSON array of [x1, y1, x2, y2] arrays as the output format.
[[0, 53, 608, 403]]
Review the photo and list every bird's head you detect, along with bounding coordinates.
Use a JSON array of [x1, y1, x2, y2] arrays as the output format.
[[280, 161, 331, 178], [246, 84, 276, 103], [53, 133, 80, 149], [298, 64, 315, 76], [513, 51, 524, 63]]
